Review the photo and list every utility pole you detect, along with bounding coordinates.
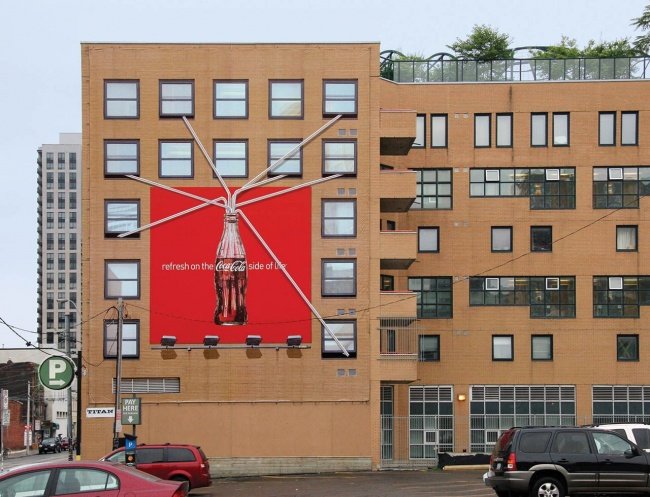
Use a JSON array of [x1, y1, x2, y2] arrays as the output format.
[[26, 381, 30, 455], [112, 298, 124, 448], [64, 313, 73, 461]]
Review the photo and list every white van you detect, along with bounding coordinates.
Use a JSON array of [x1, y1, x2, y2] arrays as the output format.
[[593, 423, 650, 452]]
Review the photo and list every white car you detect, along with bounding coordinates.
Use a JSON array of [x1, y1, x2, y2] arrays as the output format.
[[592, 423, 650, 452]]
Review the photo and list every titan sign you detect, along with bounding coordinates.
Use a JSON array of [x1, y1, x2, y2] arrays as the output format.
[[150, 186, 312, 345]]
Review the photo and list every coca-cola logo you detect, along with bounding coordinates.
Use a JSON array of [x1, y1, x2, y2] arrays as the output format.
[[215, 260, 247, 272]]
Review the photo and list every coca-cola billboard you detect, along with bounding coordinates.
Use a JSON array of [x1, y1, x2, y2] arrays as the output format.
[[150, 186, 312, 344]]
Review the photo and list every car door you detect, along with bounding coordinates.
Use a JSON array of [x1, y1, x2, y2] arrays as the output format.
[[53, 468, 121, 497], [591, 430, 649, 490], [135, 447, 166, 479], [549, 431, 599, 493]]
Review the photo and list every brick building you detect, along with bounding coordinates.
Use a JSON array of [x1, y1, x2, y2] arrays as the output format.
[[80, 43, 650, 474]]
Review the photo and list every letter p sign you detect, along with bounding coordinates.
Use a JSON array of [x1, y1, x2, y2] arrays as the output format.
[[39, 356, 75, 390]]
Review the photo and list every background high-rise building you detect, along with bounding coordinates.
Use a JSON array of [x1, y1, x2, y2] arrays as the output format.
[[37, 133, 81, 353]]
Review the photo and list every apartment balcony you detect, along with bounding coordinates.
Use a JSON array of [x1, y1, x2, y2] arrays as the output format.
[[380, 109, 416, 155], [379, 291, 417, 320], [380, 230, 416, 270], [376, 316, 420, 383], [379, 170, 416, 212]]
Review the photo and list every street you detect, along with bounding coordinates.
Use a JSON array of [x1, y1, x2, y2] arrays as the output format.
[[1, 453, 494, 497]]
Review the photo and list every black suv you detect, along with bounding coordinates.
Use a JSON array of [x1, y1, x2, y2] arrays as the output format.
[[484, 426, 650, 497]]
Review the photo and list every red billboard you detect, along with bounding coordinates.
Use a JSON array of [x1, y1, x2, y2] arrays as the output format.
[[150, 186, 312, 345]]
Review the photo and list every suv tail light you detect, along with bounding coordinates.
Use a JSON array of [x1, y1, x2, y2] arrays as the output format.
[[506, 452, 517, 471]]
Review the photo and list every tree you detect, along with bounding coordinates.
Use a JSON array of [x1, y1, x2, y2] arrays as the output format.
[[447, 24, 514, 61], [532, 36, 637, 59], [632, 3, 650, 54]]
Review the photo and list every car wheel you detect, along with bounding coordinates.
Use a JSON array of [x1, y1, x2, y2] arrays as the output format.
[[170, 475, 191, 490], [530, 476, 565, 497]]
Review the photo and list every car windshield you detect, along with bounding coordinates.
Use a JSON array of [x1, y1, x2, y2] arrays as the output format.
[[42, 438, 57, 444]]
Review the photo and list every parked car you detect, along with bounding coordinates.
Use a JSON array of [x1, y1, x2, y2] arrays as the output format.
[[592, 422, 650, 452], [0, 460, 188, 497], [483, 426, 650, 497], [38, 437, 61, 454], [101, 443, 211, 490]]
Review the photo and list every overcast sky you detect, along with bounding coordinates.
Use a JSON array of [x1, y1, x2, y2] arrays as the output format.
[[0, 0, 647, 348]]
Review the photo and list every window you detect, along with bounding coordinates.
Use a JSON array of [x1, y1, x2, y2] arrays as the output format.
[[409, 386, 454, 456], [69, 233, 77, 249], [46, 212, 53, 229], [496, 113, 513, 147], [531, 335, 553, 360], [322, 320, 356, 358], [105, 260, 140, 299], [599, 111, 616, 146], [57, 172, 65, 189], [411, 168, 452, 209], [159, 141, 193, 177], [322, 140, 356, 176], [268, 140, 302, 176], [593, 276, 650, 318], [470, 276, 576, 318], [380, 274, 394, 291], [617, 334, 639, 361], [617, 225, 638, 251], [430, 114, 448, 148], [269, 80, 303, 118], [214, 80, 248, 118], [0, 470, 52, 497], [418, 227, 439, 253], [58, 233, 65, 250], [105, 80, 139, 118], [470, 167, 576, 209], [58, 153, 65, 169], [408, 277, 453, 318], [46, 253, 53, 270], [322, 200, 356, 237], [214, 140, 247, 178], [492, 335, 513, 360], [58, 273, 66, 290], [104, 320, 139, 358], [531, 226, 553, 252], [412, 114, 425, 148], [58, 212, 66, 230], [322, 259, 356, 297], [46, 152, 54, 169], [47, 233, 54, 250], [46, 192, 53, 209], [491, 226, 512, 252], [552, 112, 570, 146], [593, 166, 650, 209], [46, 172, 53, 189], [69, 172, 77, 189], [323, 80, 357, 117], [69, 192, 77, 210], [592, 385, 650, 423], [475, 114, 491, 147], [58, 253, 65, 270], [160, 80, 194, 117], [70, 253, 77, 270], [419, 335, 440, 361], [621, 111, 639, 145], [105, 200, 140, 238], [69, 152, 77, 170], [105, 140, 139, 176]]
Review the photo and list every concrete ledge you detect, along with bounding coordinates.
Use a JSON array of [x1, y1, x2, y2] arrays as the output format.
[[209, 457, 372, 478], [442, 464, 489, 471]]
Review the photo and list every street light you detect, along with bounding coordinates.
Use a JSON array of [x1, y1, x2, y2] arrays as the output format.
[[56, 298, 77, 461]]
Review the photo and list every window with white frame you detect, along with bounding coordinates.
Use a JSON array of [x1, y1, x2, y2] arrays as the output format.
[[531, 335, 553, 360], [592, 385, 650, 423], [418, 227, 439, 252], [323, 80, 357, 116], [430, 114, 448, 148], [105, 261, 140, 299], [105, 141, 139, 176], [593, 166, 650, 209], [214, 140, 247, 177], [105, 81, 139, 118], [413, 114, 425, 148], [159, 141, 193, 177], [269, 80, 303, 118], [496, 113, 513, 147], [531, 113, 548, 146], [268, 140, 302, 176], [621, 111, 639, 145], [599, 111, 616, 146], [475, 114, 491, 147], [321, 259, 356, 296], [322, 140, 356, 175], [553, 112, 570, 146], [322, 199, 356, 237], [159, 80, 194, 117], [105, 200, 140, 238], [104, 320, 139, 358], [214, 81, 248, 118], [409, 386, 454, 458], [321, 320, 356, 358]]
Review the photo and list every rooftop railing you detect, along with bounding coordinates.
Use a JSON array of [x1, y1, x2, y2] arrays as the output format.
[[381, 55, 650, 83]]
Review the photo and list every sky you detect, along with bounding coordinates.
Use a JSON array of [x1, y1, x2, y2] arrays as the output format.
[[0, 0, 647, 348]]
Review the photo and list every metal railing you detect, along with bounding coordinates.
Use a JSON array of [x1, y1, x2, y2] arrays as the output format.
[[378, 317, 420, 358], [382, 56, 650, 83]]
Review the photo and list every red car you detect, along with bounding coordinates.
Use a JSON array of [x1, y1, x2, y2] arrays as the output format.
[[101, 443, 211, 490], [0, 460, 188, 497]]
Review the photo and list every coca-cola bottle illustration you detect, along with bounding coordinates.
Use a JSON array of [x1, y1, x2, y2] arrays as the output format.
[[214, 212, 248, 325]]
